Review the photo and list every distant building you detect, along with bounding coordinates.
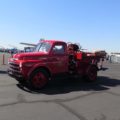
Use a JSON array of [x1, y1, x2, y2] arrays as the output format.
[[109, 52, 120, 63]]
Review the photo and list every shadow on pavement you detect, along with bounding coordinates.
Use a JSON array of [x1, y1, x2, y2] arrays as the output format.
[[99, 67, 108, 71], [17, 76, 120, 95], [0, 70, 7, 74]]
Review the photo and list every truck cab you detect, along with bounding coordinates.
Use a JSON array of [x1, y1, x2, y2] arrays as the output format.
[[8, 40, 70, 89]]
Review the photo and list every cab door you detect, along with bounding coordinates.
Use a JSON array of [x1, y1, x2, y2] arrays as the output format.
[[49, 43, 68, 74]]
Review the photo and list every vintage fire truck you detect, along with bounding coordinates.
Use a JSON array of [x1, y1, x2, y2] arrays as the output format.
[[8, 40, 106, 89]]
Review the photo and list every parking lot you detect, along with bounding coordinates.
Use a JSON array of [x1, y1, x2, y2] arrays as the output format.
[[0, 62, 120, 120]]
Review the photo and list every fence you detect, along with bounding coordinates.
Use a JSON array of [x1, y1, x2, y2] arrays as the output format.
[[110, 55, 120, 63], [0, 53, 11, 65]]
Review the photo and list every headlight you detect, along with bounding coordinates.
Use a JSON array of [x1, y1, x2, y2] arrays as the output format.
[[23, 63, 34, 67], [19, 62, 34, 67], [19, 62, 23, 68]]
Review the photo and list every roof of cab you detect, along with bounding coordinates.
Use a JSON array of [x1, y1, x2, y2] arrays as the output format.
[[41, 40, 66, 44]]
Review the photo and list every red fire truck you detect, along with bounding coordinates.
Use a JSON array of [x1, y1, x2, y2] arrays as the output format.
[[8, 40, 106, 89]]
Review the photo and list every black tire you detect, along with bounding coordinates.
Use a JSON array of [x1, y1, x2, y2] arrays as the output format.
[[85, 65, 97, 82], [28, 69, 49, 90], [15, 78, 26, 84]]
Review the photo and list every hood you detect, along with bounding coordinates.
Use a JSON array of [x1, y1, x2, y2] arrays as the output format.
[[13, 52, 48, 60]]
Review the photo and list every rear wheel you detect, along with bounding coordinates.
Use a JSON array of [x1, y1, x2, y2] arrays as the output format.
[[29, 69, 49, 90], [85, 65, 97, 82]]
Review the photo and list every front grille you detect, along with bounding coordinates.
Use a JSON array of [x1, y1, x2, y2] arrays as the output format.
[[8, 62, 22, 77]]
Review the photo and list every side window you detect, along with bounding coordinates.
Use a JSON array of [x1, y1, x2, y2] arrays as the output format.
[[52, 45, 65, 54]]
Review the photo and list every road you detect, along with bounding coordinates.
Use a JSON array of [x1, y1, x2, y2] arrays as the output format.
[[0, 62, 120, 120]]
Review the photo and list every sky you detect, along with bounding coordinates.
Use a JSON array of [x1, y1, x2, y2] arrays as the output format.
[[0, 0, 120, 52]]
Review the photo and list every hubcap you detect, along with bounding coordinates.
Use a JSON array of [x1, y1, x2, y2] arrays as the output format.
[[32, 72, 47, 88]]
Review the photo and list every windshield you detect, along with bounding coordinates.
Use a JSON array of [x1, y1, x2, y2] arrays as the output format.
[[34, 42, 51, 53]]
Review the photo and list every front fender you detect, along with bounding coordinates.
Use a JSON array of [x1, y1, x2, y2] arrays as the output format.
[[27, 63, 52, 79]]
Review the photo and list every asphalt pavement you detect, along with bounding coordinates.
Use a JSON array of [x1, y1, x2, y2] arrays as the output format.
[[0, 62, 120, 120]]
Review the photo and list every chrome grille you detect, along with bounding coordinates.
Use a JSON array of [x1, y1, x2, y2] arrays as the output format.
[[8, 62, 22, 77]]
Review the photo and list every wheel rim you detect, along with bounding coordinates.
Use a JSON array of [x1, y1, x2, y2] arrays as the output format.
[[32, 72, 47, 89], [88, 67, 97, 81]]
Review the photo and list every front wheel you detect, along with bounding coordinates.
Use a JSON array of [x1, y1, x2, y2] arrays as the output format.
[[28, 69, 49, 90]]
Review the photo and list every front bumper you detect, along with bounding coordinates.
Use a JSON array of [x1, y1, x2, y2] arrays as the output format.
[[8, 69, 23, 78]]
